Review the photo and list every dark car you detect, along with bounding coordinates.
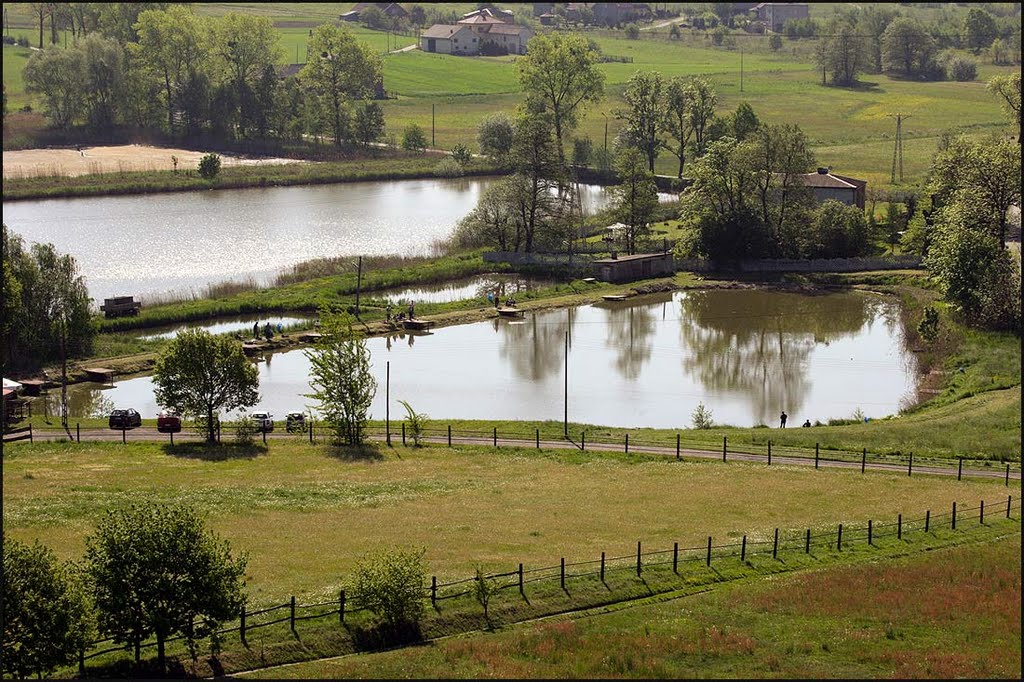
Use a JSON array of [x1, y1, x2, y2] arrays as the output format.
[[156, 410, 182, 433], [109, 408, 142, 430]]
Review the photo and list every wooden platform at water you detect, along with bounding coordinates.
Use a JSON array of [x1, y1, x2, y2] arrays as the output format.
[[601, 294, 629, 302], [497, 306, 524, 317], [82, 367, 115, 383], [403, 318, 434, 331]]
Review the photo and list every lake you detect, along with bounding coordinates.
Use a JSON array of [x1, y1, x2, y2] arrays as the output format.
[[2, 178, 622, 303], [48, 289, 917, 429]]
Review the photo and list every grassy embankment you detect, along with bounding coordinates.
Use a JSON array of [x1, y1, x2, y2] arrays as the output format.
[[3, 438, 1018, 676], [244, 534, 1022, 680], [1, 153, 500, 201]]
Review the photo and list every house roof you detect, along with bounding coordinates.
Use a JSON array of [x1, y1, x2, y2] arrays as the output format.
[[458, 14, 507, 24], [798, 172, 862, 189], [3, 378, 22, 390], [487, 23, 532, 35], [421, 24, 472, 38]]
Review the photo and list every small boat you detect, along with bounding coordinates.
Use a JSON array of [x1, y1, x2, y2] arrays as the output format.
[[496, 306, 525, 318], [402, 318, 434, 331]]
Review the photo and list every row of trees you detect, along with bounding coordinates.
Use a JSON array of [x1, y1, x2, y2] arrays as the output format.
[[23, 6, 386, 147]]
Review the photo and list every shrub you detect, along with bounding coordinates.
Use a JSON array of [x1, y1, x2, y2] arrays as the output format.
[[691, 402, 714, 429], [402, 124, 427, 153], [624, 23, 640, 39], [350, 548, 426, 643], [433, 157, 464, 178], [947, 56, 977, 81], [473, 567, 497, 626], [398, 399, 429, 446], [768, 34, 782, 51], [918, 306, 940, 341], [234, 414, 256, 445], [450, 143, 472, 165], [197, 153, 221, 180], [17, 36, 30, 47]]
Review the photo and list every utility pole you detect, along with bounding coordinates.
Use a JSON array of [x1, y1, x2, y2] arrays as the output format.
[[563, 330, 569, 437], [385, 361, 390, 446], [889, 113, 910, 184], [740, 43, 743, 92], [431, 103, 435, 147], [355, 256, 363, 316]]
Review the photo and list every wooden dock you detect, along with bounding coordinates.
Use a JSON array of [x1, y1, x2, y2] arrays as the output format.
[[497, 306, 525, 318], [82, 368, 115, 384], [601, 294, 629, 302], [241, 343, 268, 356], [403, 318, 434, 331], [298, 332, 324, 343], [18, 380, 46, 396]]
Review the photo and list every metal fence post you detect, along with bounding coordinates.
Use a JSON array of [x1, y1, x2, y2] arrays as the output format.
[[837, 524, 843, 551], [493, 427, 497, 448], [170, 430, 174, 446], [925, 509, 930, 532], [340, 589, 346, 623], [868, 519, 873, 545], [815, 443, 819, 469], [76, 422, 80, 442], [581, 431, 585, 451], [861, 448, 866, 474], [980, 500, 985, 525], [772, 528, 778, 559], [431, 576, 437, 607], [448, 424, 451, 447], [600, 552, 605, 582], [907, 452, 912, 477], [805, 528, 810, 553], [240, 606, 246, 643], [518, 563, 524, 595], [898, 513, 902, 540], [1006, 464, 1010, 487], [706, 536, 712, 566], [722, 436, 727, 462], [625, 433, 629, 454], [121, 426, 126, 444], [673, 542, 679, 573], [636, 541, 642, 576], [958, 457, 963, 480], [262, 429, 267, 445], [741, 535, 746, 562], [402, 423, 406, 446], [676, 433, 680, 460], [290, 596, 296, 632], [767, 440, 771, 465], [952, 502, 957, 529], [536, 428, 540, 449], [1008, 495, 1013, 519], [309, 420, 313, 443], [560, 558, 565, 590]]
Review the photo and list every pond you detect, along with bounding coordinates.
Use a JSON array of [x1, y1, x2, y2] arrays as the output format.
[[3, 178, 623, 303], [46, 289, 917, 429], [370, 274, 558, 305], [131, 314, 316, 341]]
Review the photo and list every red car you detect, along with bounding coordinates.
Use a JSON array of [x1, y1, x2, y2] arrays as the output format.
[[157, 410, 182, 433]]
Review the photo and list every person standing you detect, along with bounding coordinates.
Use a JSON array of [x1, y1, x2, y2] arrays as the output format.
[[253, 321, 259, 338], [780, 411, 787, 428]]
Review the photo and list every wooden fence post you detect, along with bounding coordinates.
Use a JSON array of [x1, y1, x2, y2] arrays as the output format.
[[290, 596, 296, 632], [767, 440, 771, 465], [447, 424, 451, 447], [560, 558, 565, 591], [625, 433, 629, 454], [673, 542, 679, 573], [706, 536, 712, 566], [581, 432, 585, 451], [868, 519, 873, 545], [493, 427, 497, 448], [837, 524, 843, 551], [518, 563, 524, 595], [980, 500, 984, 525], [805, 528, 811, 553], [340, 590, 346, 623], [121, 426, 126, 444], [676, 433, 680, 460], [907, 452, 912, 477], [402, 423, 406, 446], [29, 424, 33, 444], [741, 535, 746, 562], [925, 509, 930, 532], [536, 428, 540, 449], [76, 422, 80, 442], [722, 436, 727, 462], [240, 606, 246, 643], [431, 576, 437, 607], [861, 448, 866, 474], [958, 457, 963, 480], [309, 420, 313, 443], [898, 514, 902, 540], [1008, 495, 1013, 518], [772, 528, 779, 559], [600, 552, 605, 582], [1006, 464, 1010, 487], [952, 502, 957, 529], [815, 443, 819, 469]]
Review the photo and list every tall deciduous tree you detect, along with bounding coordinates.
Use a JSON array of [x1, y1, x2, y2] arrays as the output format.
[[216, 13, 281, 138], [301, 23, 381, 146], [152, 329, 260, 442], [660, 76, 692, 179], [305, 312, 377, 445], [612, 147, 659, 254], [686, 76, 717, 158], [517, 32, 605, 165], [856, 4, 898, 74], [85, 505, 247, 672], [815, 19, 866, 86], [476, 112, 516, 163], [81, 33, 125, 133], [880, 17, 937, 79], [963, 8, 998, 53], [617, 71, 662, 172], [23, 47, 87, 129], [748, 123, 816, 254], [354, 102, 385, 146], [2, 536, 93, 680], [987, 72, 1021, 142]]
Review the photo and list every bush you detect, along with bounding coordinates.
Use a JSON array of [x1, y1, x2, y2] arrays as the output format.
[[433, 157, 464, 178], [691, 402, 714, 429], [946, 56, 977, 81], [918, 306, 940, 341], [350, 548, 426, 644], [768, 34, 782, 51], [402, 124, 427, 153], [398, 399, 428, 446], [450, 143, 472, 165], [197, 153, 221, 180], [624, 23, 640, 39], [17, 36, 30, 47], [234, 415, 256, 445], [2, 35, 14, 45]]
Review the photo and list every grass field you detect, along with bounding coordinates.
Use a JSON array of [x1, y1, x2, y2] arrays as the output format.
[[251, 534, 1021, 679], [3, 440, 1012, 606]]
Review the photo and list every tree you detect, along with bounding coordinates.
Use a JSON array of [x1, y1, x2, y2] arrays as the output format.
[[402, 123, 427, 152], [450, 177, 519, 251], [216, 13, 282, 138], [301, 23, 382, 146], [197, 152, 222, 179], [857, 5, 898, 73], [730, 101, 760, 141], [660, 76, 692, 179], [23, 47, 87, 129], [349, 548, 426, 642], [473, 567, 497, 626], [398, 400, 428, 446], [669, 23, 681, 40], [748, 123, 816, 255], [768, 33, 782, 51], [152, 329, 259, 443], [450, 143, 472, 165], [815, 20, 866, 86], [881, 17, 937, 79], [802, 199, 869, 258], [624, 23, 640, 39], [572, 136, 593, 167], [517, 32, 605, 164], [77, 34, 125, 133], [987, 73, 1021, 142], [963, 8, 998, 53], [617, 71, 662, 172], [612, 147, 659, 254], [304, 312, 377, 445], [354, 102, 385, 146], [85, 505, 247, 672], [686, 76, 717, 158], [477, 112, 516, 163], [409, 5, 427, 27], [2, 537, 93, 680], [509, 114, 569, 252]]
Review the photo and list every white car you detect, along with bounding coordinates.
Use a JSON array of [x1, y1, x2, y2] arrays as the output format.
[[250, 411, 274, 432]]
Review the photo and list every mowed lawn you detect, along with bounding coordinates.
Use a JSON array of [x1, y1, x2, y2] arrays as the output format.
[[3, 441, 1011, 606], [251, 534, 1021, 679]]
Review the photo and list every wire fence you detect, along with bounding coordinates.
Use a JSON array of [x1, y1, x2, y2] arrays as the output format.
[[75, 495, 1019, 672], [8, 421, 1021, 484]]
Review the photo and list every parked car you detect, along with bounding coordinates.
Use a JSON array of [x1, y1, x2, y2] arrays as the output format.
[[251, 411, 274, 432], [156, 410, 182, 433], [108, 408, 142, 430], [286, 411, 306, 433]]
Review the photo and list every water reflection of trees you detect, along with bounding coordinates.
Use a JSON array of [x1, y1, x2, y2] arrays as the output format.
[[602, 296, 665, 380], [38, 386, 115, 419], [499, 309, 577, 382], [678, 290, 874, 424]]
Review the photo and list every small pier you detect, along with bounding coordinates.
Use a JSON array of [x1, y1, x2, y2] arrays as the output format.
[[403, 318, 434, 331], [496, 306, 525, 318], [82, 367, 115, 385]]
